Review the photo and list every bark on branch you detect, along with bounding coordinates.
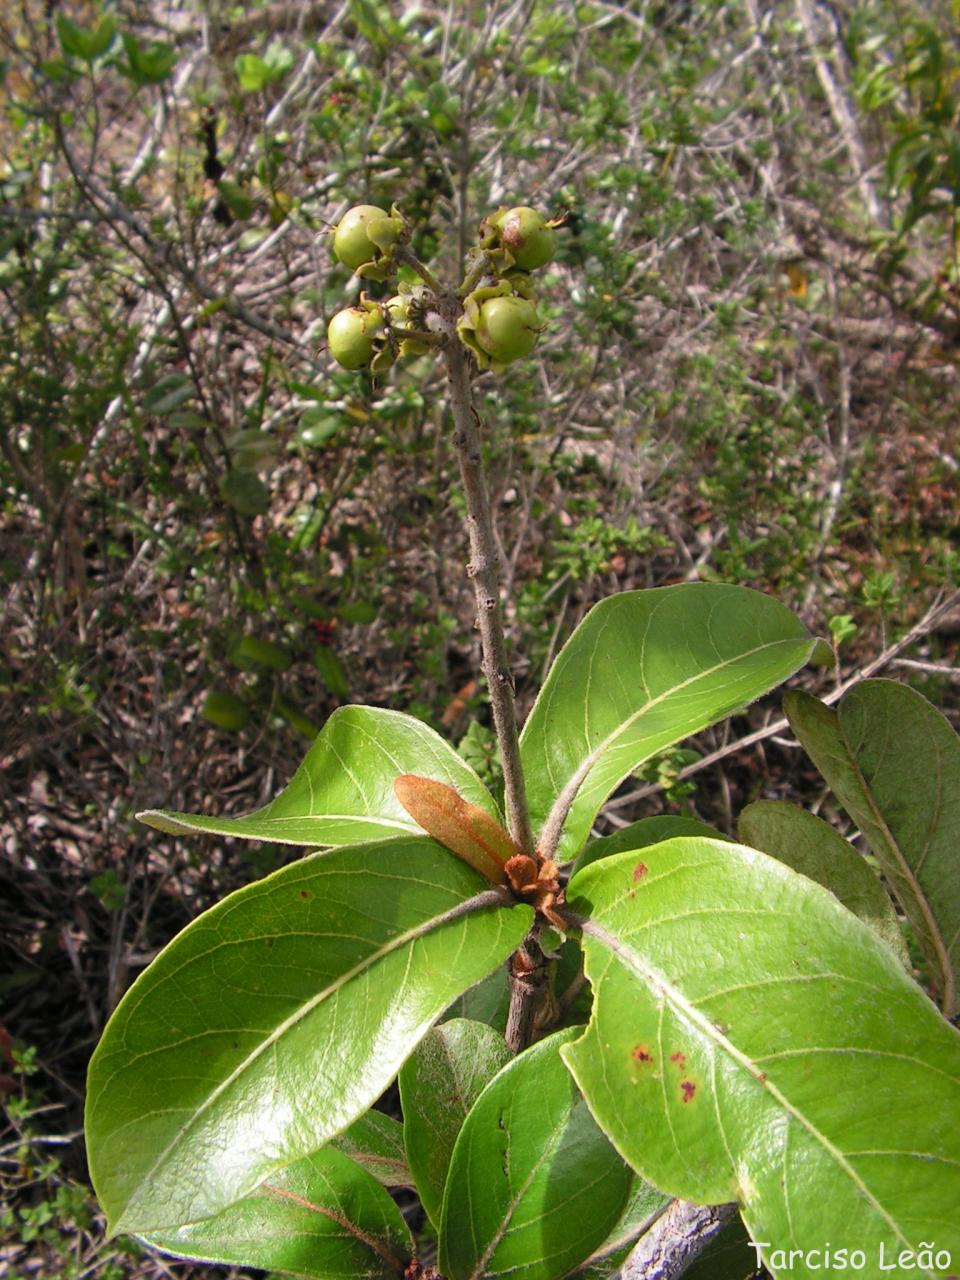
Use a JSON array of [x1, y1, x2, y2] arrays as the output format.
[[619, 1199, 739, 1280]]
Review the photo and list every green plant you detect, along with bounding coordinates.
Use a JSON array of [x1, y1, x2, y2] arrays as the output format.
[[83, 203, 960, 1280]]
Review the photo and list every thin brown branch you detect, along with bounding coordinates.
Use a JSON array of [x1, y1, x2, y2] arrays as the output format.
[[436, 303, 535, 857]]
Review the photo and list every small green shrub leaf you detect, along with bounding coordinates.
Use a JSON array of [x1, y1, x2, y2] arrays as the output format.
[[398, 1018, 512, 1226], [786, 680, 960, 1017], [314, 643, 349, 696], [520, 585, 818, 863], [55, 13, 115, 61], [739, 799, 909, 965], [138, 705, 500, 846], [85, 837, 532, 1235], [562, 839, 960, 1274], [218, 469, 270, 516], [229, 634, 291, 672], [119, 32, 177, 84], [216, 179, 254, 221], [438, 1027, 633, 1280], [145, 1146, 413, 1278], [201, 690, 249, 731], [143, 373, 194, 415]]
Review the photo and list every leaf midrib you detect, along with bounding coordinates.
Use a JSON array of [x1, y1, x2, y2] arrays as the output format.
[[137, 809, 415, 840]]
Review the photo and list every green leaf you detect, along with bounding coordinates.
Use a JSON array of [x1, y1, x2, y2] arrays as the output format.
[[218, 469, 270, 516], [145, 1145, 413, 1278], [438, 1027, 633, 1280], [138, 705, 501, 846], [85, 837, 532, 1235], [120, 32, 177, 85], [314, 643, 349, 697], [443, 966, 510, 1033], [201, 690, 249, 732], [55, 12, 115, 61], [398, 1018, 512, 1226], [216, 179, 254, 222], [329, 1110, 410, 1187], [520, 585, 818, 863], [562, 839, 960, 1276], [229, 634, 291, 672], [785, 680, 960, 1017], [143, 374, 194, 415], [574, 814, 731, 876], [562, 1176, 670, 1278], [235, 52, 270, 91], [738, 800, 909, 966], [338, 599, 378, 625]]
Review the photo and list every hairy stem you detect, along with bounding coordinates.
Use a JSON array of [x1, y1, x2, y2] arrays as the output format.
[[619, 1199, 739, 1280], [504, 934, 552, 1055], [436, 300, 534, 857]]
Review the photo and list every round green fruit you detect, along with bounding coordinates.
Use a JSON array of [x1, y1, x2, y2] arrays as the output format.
[[475, 295, 539, 363], [327, 306, 383, 369], [496, 206, 555, 270], [332, 205, 396, 270]]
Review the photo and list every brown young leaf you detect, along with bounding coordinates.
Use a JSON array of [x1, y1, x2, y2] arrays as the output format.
[[393, 775, 517, 885]]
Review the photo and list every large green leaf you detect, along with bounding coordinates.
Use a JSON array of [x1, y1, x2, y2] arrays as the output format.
[[138, 705, 498, 846], [329, 1109, 410, 1187], [786, 681, 960, 1017], [520, 585, 818, 863], [398, 1018, 512, 1227], [562, 1176, 670, 1278], [86, 837, 531, 1236], [145, 1145, 413, 1279], [738, 800, 909, 965], [574, 814, 731, 877], [562, 839, 960, 1279], [438, 1027, 633, 1280]]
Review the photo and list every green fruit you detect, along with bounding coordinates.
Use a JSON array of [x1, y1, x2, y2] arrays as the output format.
[[332, 205, 396, 270], [496, 206, 556, 270], [327, 306, 383, 369], [475, 295, 539, 363]]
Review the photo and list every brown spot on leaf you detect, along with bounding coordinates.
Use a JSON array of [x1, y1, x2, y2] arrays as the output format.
[[757, 1072, 767, 1084], [680, 1080, 696, 1103], [299, 889, 312, 900], [632, 861, 648, 881], [670, 1051, 686, 1069], [632, 1044, 654, 1065]]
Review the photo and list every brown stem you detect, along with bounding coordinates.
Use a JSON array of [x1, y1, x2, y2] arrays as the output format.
[[619, 1199, 739, 1280], [436, 301, 535, 857], [504, 935, 553, 1054]]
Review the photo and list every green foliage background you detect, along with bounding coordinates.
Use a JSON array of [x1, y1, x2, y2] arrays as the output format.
[[1, 0, 959, 1275]]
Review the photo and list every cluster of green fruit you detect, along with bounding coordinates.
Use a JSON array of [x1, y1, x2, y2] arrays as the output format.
[[325, 203, 557, 372]]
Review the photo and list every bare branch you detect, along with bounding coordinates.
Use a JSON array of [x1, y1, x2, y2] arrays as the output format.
[[619, 1199, 739, 1280]]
